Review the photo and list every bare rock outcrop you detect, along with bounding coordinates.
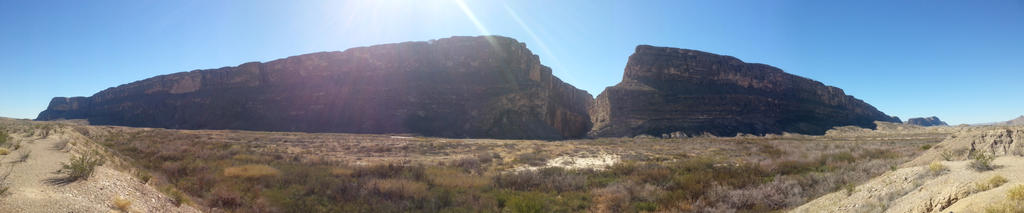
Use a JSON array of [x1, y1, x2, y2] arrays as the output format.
[[906, 126, 1024, 166], [36, 36, 593, 139], [588, 45, 900, 137]]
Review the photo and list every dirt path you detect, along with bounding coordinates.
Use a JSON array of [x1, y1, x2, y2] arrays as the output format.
[[0, 132, 199, 213], [0, 134, 78, 212]]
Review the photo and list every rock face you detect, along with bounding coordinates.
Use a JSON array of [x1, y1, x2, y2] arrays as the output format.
[[588, 45, 900, 137], [906, 116, 948, 126], [37, 36, 593, 139]]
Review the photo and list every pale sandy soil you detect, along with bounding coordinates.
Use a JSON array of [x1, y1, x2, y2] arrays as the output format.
[[514, 152, 621, 171], [0, 131, 198, 213]]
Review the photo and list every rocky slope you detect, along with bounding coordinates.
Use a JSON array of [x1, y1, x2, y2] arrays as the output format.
[[795, 126, 1024, 213], [588, 45, 899, 137], [36, 36, 593, 139], [906, 116, 948, 126]]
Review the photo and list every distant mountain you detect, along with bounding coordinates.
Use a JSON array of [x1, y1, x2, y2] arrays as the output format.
[[588, 45, 900, 137], [37, 36, 593, 139], [906, 116, 948, 126], [999, 115, 1024, 126]]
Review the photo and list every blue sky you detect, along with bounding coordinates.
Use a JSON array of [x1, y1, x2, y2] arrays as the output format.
[[1, 0, 1022, 124]]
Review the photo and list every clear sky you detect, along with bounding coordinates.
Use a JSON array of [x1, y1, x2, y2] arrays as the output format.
[[1, 0, 1022, 125]]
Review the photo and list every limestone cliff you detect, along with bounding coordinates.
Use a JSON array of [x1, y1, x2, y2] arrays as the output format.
[[589, 45, 900, 137], [37, 36, 593, 139]]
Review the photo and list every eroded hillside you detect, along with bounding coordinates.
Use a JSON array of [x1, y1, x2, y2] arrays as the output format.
[[795, 125, 1024, 212]]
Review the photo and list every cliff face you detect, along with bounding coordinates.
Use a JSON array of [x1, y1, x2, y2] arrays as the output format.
[[589, 45, 900, 137], [37, 36, 593, 139], [906, 116, 948, 126]]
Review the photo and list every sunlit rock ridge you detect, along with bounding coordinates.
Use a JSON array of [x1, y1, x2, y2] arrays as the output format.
[[588, 45, 900, 137], [37, 36, 594, 139]]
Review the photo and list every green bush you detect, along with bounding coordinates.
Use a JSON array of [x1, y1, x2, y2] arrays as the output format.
[[161, 185, 191, 206], [970, 153, 995, 171], [61, 152, 105, 181]]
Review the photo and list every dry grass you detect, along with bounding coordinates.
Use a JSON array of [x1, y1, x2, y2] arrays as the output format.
[[0, 148, 8, 155], [223, 164, 280, 179], [367, 178, 429, 199], [986, 184, 1024, 212], [1010, 184, 1024, 201], [928, 161, 948, 175], [975, 175, 1008, 192], [111, 196, 132, 212]]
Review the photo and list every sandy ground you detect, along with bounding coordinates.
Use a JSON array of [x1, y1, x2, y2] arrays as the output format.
[[514, 152, 621, 171], [0, 132, 199, 213]]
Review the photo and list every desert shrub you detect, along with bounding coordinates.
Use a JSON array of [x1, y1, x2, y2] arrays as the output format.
[[823, 151, 857, 163], [921, 144, 932, 150], [592, 183, 632, 213], [941, 150, 954, 161], [61, 152, 105, 181], [231, 154, 266, 162], [426, 167, 490, 188], [0, 148, 8, 155], [773, 160, 824, 175], [51, 139, 69, 151], [970, 153, 995, 171], [656, 158, 770, 210], [111, 196, 132, 212], [515, 152, 550, 167], [452, 153, 494, 174], [353, 164, 425, 180], [135, 170, 152, 183], [223, 164, 281, 179], [495, 191, 589, 213], [329, 167, 354, 177], [0, 167, 10, 196], [843, 183, 856, 196], [975, 175, 1008, 192], [502, 192, 548, 213], [494, 167, 588, 192], [859, 149, 899, 159], [927, 161, 948, 176], [367, 178, 429, 199], [161, 186, 190, 206], [13, 150, 30, 163], [210, 186, 244, 208], [632, 164, 672, 185], [699, 176, 804, 211]]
